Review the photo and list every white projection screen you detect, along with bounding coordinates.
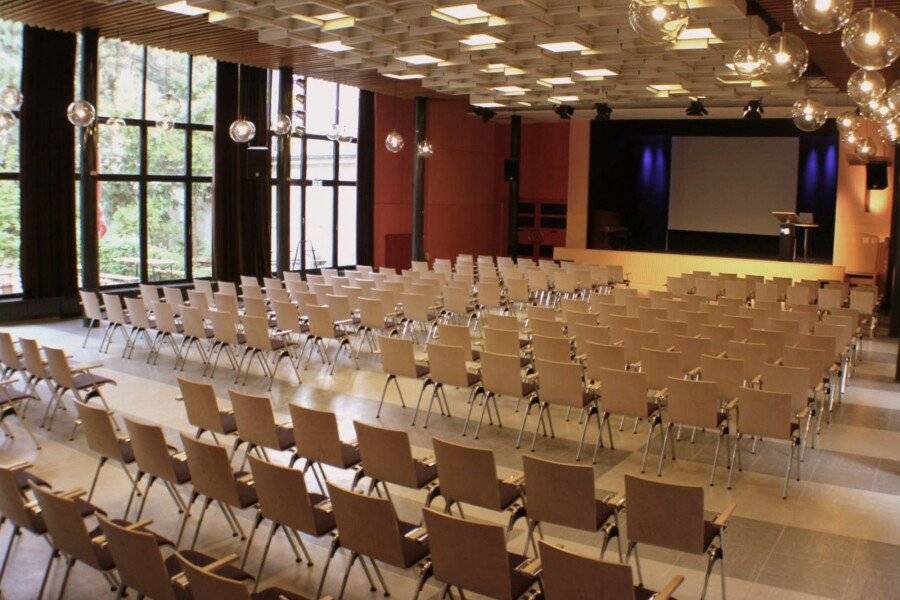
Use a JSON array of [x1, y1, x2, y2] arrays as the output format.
[[667, 136, 800, 236]]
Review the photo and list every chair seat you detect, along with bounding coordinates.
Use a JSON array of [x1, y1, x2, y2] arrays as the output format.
[[466, 372, 481, 387], [14, 469, 48, 490], [72, 372, 115, 390], [91, 519, 169, 570], [170, 455, 191, 484], [218, 410, 238, 435], [415, 364, 430, 378], [339, 442, 361, 468], [497, 480, 521, 510], [413, 459, 438, 488], [703, 520, 722, 550], [117, 438, 136, 463], [0, 385, 31, 404], [234, 472, 259, 508], [309, 493, 338, 536], [595, 499, 616, 529], [507, 552, 539, 599], [398, 521, 431, 567], [274, 425, 295, 451]]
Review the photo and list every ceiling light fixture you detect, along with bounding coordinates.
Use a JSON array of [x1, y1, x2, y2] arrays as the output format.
[[396, 54, 443, 65], [761, 27, 810, 82], [156, 1, 209, 16], [382, 73, 426, 80], [554, 104, 575, 119], [792, 97, 828, 131], [627, 0, 690, 45], [574, 68, 618, 79], [537, 41, 589, 53], [841, 7, 900, 70], [793, 0, 853, 34], [461, 34, 504, 47], [311, 40, 353, 52], [537, 77, 574, 87], [492, 86, 531, 94], [432, 4, 502, 25]]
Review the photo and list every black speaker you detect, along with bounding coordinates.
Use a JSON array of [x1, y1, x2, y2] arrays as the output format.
[[504, 158, 519, 182], [246, 146, 270, 181], [866, 161, 888, 190]]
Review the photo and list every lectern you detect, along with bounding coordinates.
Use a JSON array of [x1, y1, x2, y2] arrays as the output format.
[[772, 212, 798, 261]]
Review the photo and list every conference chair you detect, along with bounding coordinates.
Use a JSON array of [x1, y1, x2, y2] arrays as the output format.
[[377, 335, 431, 418], [531, 334, 573, 363], [759, 361, 817, 455], [768, 317, 801, 347], [583, 342, 627, 383], [639, 347, 683, 393], [122, 296, 157, 360], [149, 300, 183, 366], [420, 343, 478, 427], [100, 293, 133, 353], [672, 333, 711, 373], [748, 328, 787, 363], [484, 312, 521, 332], [539, 540, 684, 600], [683, 310, 710, 336], [521, 454, 621, 559], [228, 389, 295, 463], [214, 291, 240, 316], [700, 353, 746, 400], [301, 304, 356, 374], [271, 299, 309, 345], [17, 336, 52, 398], [474, 350, 536, 436], [437, 322, 480, 361], [623, 475, 734, 600], [608, 314, 641, 343], [352, 421, 438, 502], [421, 507, 539, 600], [177, 305, 214, 371], [595, 367, 663, 470], [162, 285, 184, 311], [529, 317, 566, 338], [186, 289, 213, 321], [237, 315, 300, 388], [726, 340, 768, 384], [482, 327, 530, 364], [42, 346, 116, 434], [0, 373, 41, 449], [654, 318, 688, 349], [623, 328, 661, 366], [123, 417, 191, 525], [206, 310, 244, 378], [193, 279, 215, 304], [289, 404, 361, 493], [177, 377, 237, 445], [79, 290, 110, 349], [176, 551, 320, 600]]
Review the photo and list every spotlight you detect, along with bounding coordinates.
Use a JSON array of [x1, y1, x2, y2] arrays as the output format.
[[685, 98, 708, 117], [554, 104, 575, 119], [470, 106, 496, 122], [743, 100, 764, 120], [593, 102, 612, 121]]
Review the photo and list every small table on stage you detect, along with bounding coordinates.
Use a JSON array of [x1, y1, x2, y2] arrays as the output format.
[[771, 212, 817, 261], [794, 222, 819, 261]]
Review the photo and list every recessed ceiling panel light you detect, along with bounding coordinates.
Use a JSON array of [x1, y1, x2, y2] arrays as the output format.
[[516, 101, 532, 106], [383, 73, 426, 80], [315, 11, 350, 20], [549, 95, 579, 103], [648, 84, 685, 91], [435, 4, 491, 20], [492, 85, 530, 93], [311, 40, 354, 52], [537, 41, 589, 53], [157, 1, 208, 16], [471, 101, 505, 108], [537, 76, 574, 86], [461, 34, 504, 46], [397, 54, 443, 65], [678, 27, 714, 40], [574, 68, 618, 78]]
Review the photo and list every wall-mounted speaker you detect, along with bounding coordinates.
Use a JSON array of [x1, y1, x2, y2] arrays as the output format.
[[504, 158, 519, 182], [246, 146, 270, 181], [866, 161, 888, 190]]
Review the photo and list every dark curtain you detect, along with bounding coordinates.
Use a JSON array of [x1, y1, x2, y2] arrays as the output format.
[[212, 61, 270, 282], [19, 26, 77, 300], [796, 133, 839, 262], [356, 90, 375, 267]]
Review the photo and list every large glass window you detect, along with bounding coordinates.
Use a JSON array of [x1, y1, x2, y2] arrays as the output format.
[[90, 38, 214, 286], [0, 20, 22, 294], [270, 75, 358, 272]]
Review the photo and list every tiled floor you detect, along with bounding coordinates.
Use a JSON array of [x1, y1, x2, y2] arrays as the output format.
[[0, 318, 897, 599]]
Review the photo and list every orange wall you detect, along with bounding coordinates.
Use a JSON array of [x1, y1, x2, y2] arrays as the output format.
[[833, 142, 894, 274], [520, 121, 570, 202], [373, 94, 415, 267]]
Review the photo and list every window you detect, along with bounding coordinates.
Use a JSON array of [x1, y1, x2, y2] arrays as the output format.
[[0, 20, 22, 294], [270, 75, 358, 272], [89, 38, 214, 285]]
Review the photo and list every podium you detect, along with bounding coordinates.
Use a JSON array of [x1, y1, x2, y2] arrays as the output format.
[[772, 212, 798, 261]]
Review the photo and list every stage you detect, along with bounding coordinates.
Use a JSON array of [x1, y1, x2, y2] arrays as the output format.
[[553, 247, 846, 290]]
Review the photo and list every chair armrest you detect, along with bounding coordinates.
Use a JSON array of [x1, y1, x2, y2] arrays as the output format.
[[404, 527, 429, 544], [655, 574, 685, 600], [514, 557, 542, 577], [0, 378, 19, 388], [71, 361, 104, 373], [713, 502, 737, 528], [59, 488, 87, 500], [750, 375, 762, 387], [686, 366, 701, 378], [124, 518, 154, 531], [200, 553, 239, 573], [723, 398, 739, 412], [271, 329, 293, 337], [653, 388, 668, 400], [3, 460, 33, 471]]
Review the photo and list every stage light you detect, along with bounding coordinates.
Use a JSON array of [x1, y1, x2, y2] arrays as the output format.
[[471, 106, 497, 122], [554, 104, 575, 119], [685, 99, 708, 117], [742, 100, 764, 120], [593, 102, 612, 121]]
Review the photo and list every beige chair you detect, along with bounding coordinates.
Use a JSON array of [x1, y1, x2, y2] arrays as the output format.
[[432, 437, 524, 529], [672, 334, 711, 373], [595, 368, 662, 471], [701, 353, 746, 399], [532, 334, 573, 363], [623, 475, 734, 600], [658, 378, 734, 485], [608, 314, 641, 343], [484, 313, 520, 332], [0, 333, 24, 383], [570, 322, 610, 354], [583, 342, 626, 382], [0, 377, 40, 448], [100, 292, 133, 353], [472, 351, 537, 437], [437, 323, 480, 361], [149, 301, 183, 366], [177, 377, 237, 444], [639, 347, 683, 392], [521, 454, 621, 559], [727, 340, 768, 383], [655, 318, 688, 349], [242, 455, 337, 588], [529, 317, 566, 338], [300, 304, 356, 374], [420, 343, 479, 427], [206, 310, 244, 378], [352, 421, 437, 501], [237, 315, 300, 389], [178, 305, 215, 372], [377, 335, 431, 418], [322, 483, 430, 599], [79, 290, 110, 349], [698, 323, 734, 354], [42, 346, 116, 434], [289, 404, 360, 494], [400, 292, 439, 343], [163, 285, 184, 311], [123, 417, 191, 523], [730, 388, 802, 497], [759, 362, 816, 454], [748, 328, 786, 363], [74, 401, 140, 516], [539, 540, 683, 600], [123, 296, 157, 360], [421, 507, 539, 600], [186, 289, 212, 320], [483, 327, 530, 362], [229, 389, 295, 463], [177, 434, 258, 549], [176, 551, 319, 600]]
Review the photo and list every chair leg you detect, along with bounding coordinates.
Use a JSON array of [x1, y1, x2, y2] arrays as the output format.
[[174, 491, 198, 547], [422, 385, 440, 429], [0, 524, 19, 585], [626, 542, 643, 586], [316, 536, 340, 600], [783, 441, 796, 499], [515, 398, 539, 449], [87, 457, 108, 502], [190, 497, 213, 550], [81, 319, 96, 349], [241, 512, 264, 570], [252, 521, 279, 592], [656, 423, 674, 477], [410, 380, 433, 426], [377, 375, 395, 419], [287, 528, 313, 565], [57, 556, 76, 600], [366, 556, 391, 597], [709, 432, 724, 487]]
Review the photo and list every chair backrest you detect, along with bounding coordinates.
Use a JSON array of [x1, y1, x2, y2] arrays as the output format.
[[177, 377, 224, 434], [584, 342, 625, 381], [529, 318, 566, 338], [306, 304, 337, 339], [139, 284, 161, 309], [247, 455, 320, 534], [817, 287, 843, 310], [124, 296, 152, 330], [98, 515, 178, 600], [782, 346, 829, 388], [272, 300, 302, 334], [186, 290, 210, 319], [671, 334, 710, 372], [624, 475, 706, 554], [44, 346, 75, 389], [175, 552, 252, 600], [218, 281, 238, 297], [748, 328, 786, 362], [720, 314, 753, 340], [153, 301, 179, 335], [849, 289, 875, 316], [0, 465, 38, 530], [213, 292, 239, 316], [31, 485, 102, 569], [639, 347, 682, 391], [241, 315, 272, 351], [180, 434, 240, 506], [796, 333, 838, 360], [539, 540, 637, 600], [532, 335, 572, 363], [353, 421, 418, 488], [683, 310, 710, 336], [208, 310, 239, 346], [290, 404, 346, 468], [596, 367, 649, 418], [736, 388, 793, 441], [124, 417, 180, 483], [481, 327, 520, 356], [760, 363, 809, 413], [18, 337, 48, 379], [193, 279, 214, 303], [727, 340, 768, 381], [328, 483, 407, 567], [786, 285, 811, 306], [563, 309, 596, 326], [767, 318, 800, 347], [622, 328, 660, 363], [623, 294, 650, 317], [754, 282, 780, 303], [242, 297, 268, 320], [480, 351, 527, 398], [535, 359, 585, 407], [427, 343, 471, 387], [700, 354, 744, 400], [814, 322, 850, 356], [666, 377, 721, 429], [570, 323, 610, 352], [521, 454, 599, 531], [80, 290, 104, 321], [437, 323, 474, 356], [101, 293, 127, 326], [432, 437, 504, 510], [379, 336, 419, 379], [75, 401, 126, 462], [228, 389, 281, 450], [608, 314, 642, 343], [593, 302, 627, 326], [637, 306, 667, 332]]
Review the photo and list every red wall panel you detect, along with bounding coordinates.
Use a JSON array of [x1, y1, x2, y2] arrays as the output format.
[[520, 121, 570, 202]]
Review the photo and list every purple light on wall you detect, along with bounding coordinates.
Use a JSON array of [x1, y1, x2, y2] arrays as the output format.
[[824, 142, 837, 186], [640, 146, 653, 187]]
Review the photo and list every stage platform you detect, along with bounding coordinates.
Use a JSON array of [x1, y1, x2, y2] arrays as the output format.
[[553, 247, 846, 290]]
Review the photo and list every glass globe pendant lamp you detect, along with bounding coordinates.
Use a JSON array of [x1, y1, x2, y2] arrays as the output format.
[[0, 85, 22, 112], [385, 130, 404, 153], [731, 43, 767, 78], [847, 68, 886, 105], [856, 135, 876, 158], [762, 30, 810, 82], [229, 64, 256, 143], [417, 139, 434, 158], [272, 113, 292, 136], [156, 91, 182, 119], [879, 117, 899, 143], [792, 97, 828, 131], [841, 6, 900, 70], [156, 117, 175, 131], [886, 79, 900, 112], [627, 0, 689, 45], [67, 99, 96, 127], [836, 110, 862, 137], [793, 0, 854, 35]]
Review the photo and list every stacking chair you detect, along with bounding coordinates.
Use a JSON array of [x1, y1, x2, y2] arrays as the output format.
[[242, 455, 337, 587], [31, 485, 128, 598], [431, 437, 524, 529], [637, 306, 667, 332], [420, 343, 478, 427], [623, 475, 734, 600], [521, 455, 621, 559], [355, 296, 399, 356], [655, 318, 687, 349], [437, 323, 480, 360], [759, 362, 816, 454], [0, 377, 40, 448], [421, 507, 539, 600], [272, 299, 309, 344], [322, 483, 430, 599], [178, 305, 215, 371], [473, 350, 536, 437], [301, 304, 356, 374], [100, 293, 132, 353], [237, 315, 300, 389], [639, 347, 683, 392], [583, 342, 626, 382], [377, 335, 431, 418], [730, 388, 802, 497], [79, 290, 110, 349], [720, 314, 753, 341], [176, 551, 318, 600], [206, 310, 244, 378], [122, 296, 157, 359], [672, 334, 711, 373], [163, 285, 185, 311], [684, 310, 710, 336], [352, 421, 437, 501], [595, 368, 662, 470], [43, 347, 116, 434], [539, 540, 684, 600], [290, 404, 361, 492], [187, 289, 212, 320], [229, 389, 295, 463], [400, 292, 439, 343], [193, 279, 215, 304], [748, 328, 786, 363], [177, 434, 258, 549], [483, 327, 530, 363], [727, 340, 768, 384], [215, 291, 240, 316], [767, 317, 801, 348], [569, 322, 610, 353], [0, 334, 23, 385], [608, 314, 641, 343], [485, 312, 520, 332], [623, 329, 661, 366], [149, 301, 183, 366], [817, 287, 843, 310], [657, 378, 734, 485], [786, 285, 811, 306], [699, 324, 735, 355], [75, 401, 140, 516], [177, 377, 237, 445], [529, 317, 566, 338], [701, 353, 746, 399], [123, 417, 191, 523], [531, 334, 573, 363]]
